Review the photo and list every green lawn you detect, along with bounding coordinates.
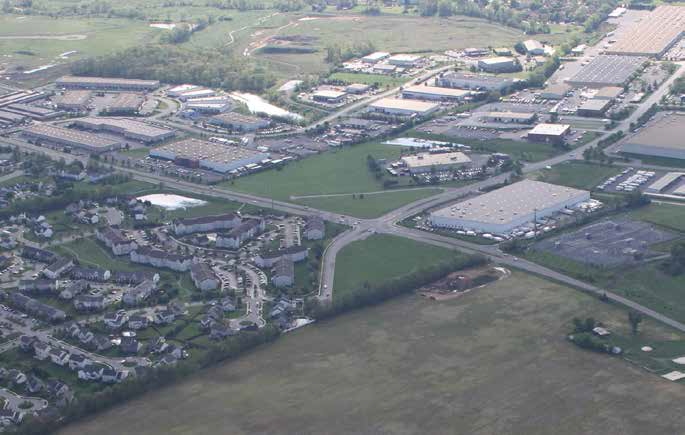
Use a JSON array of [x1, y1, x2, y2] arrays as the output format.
[[144, 194, 249, 223], [621, 153, 685, 169], [294, 188, 442, 219], [333, 233, 460, 298], [53, 237, 139, 271], [327, 72, 407, 88], [528, 161, 620, 190], [628, 203, 685, 232], [224, 142, 415, 199]]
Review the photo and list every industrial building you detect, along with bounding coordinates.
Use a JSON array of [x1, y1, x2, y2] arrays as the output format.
[[477, 57, 520, 73], [430, 179, 590, 234], [619, 113, 685, 160], [527, 123, 571, 144], [312, 90, 347, 104], [373, 64, 396, 74], [594, 86, 624, 100], [22, 124, 122, 154], [177, 88, 216, 101], [645, 172, 685, 194], [401, 85, 471, 102], [4, 104, 62, 121], [102, 93, 144, 115], [387, 54, 423, 67], [567, 55, 646, 87], [167, 84, 200, 97], [345, 83, 371, 94], [56, 76, 160, 91], [541, 83, 571, 100], [436, 72, 517, 92], [577, 99, 612, 117], [150, 138, 269, 173], [361, 51, 390, 63], [523, 39, 545, 55], [208, 112, 270, 132], [0, 90, 47, 109], [183, 96, 232, 113], [401, 151, 471, 174], [71, 118, 176, 144], [482, 111, 536, 124], [368, 98, 439, 117], [606, 5, 685, 57], [53, 90, 91, 111]]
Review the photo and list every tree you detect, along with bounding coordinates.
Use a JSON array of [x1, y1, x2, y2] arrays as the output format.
[[628, 311, 643, 335]]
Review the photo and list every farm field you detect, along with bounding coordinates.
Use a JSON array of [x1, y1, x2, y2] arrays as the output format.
[[332, 233, 459, 298], [56, 272, 685, 435], [293, 188, 442, 219], [528, 161, 621, 190]]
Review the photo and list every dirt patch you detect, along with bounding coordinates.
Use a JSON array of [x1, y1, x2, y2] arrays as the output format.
[[419, 266, 509, 301]]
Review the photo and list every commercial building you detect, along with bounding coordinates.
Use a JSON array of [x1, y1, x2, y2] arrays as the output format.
[[430, 179, 590, 234], [620, 113, 685, 160], [361, 51, 390, 63], [387, 54, 423, 67], [401, 151, 471, 174], [72, 117, 176, 144], [527, 123, 571, 144], [102, 93, 144, 115], [312, 90, 347, 104], [577, 99, 612, 117], [482, 111, 536, 124], [463, 48, 490, 57], [478, 57, 519, 73], [645, 172, 685, 194], [56, 76, 159, 91], [22, 124, 122, 154], [53, 90, 91, 111], [567, 55, 646, 87], [401, 85, 471, 102], [368, 98, 439, 117], [606, 5, 685, 57], [372, 64, 397, 74], [436, 72, 517, 92], [523, 39, 545, 55], [345, 83, 371, 94], [208, 112, 270, 132], [150, 138, 269, 173]]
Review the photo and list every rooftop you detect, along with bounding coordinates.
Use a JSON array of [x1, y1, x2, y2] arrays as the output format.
[[401, 152, 471, 168], [403, 85, 471, 98], [369, 98, 439, 113], [22, 124, 121, 149], [528, 123, 571, 136], [568, 55, 647, 86], [152, 138, 266, 164], [623, 113, 685, 151], [56, 76, 159, 87], [74, 117, 174, 138], [607, 5, 685, 56]]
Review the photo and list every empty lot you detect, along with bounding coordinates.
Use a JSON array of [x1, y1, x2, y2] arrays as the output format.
[[58, 272, 685, 435]]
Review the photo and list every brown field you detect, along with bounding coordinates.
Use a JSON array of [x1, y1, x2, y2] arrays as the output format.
[[58, 272, 685, 435]]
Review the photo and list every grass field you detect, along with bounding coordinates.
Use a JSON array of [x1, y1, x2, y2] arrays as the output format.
[[224, 142, 405, 198], [528, 161, 620, 190], [53, 237, 140, 272], [332, 233, 459, 297], [327, 72, 408, 88], [627, 202, 685, 232], [56, 271, 685, 435]]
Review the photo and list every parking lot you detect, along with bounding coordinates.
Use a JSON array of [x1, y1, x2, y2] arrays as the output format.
[[535, 218, 676, 267]]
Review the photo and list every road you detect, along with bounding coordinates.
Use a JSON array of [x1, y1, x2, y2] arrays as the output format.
[[0, 387, 48, 414]]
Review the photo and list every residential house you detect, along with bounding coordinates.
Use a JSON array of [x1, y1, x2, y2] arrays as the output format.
[[111, 270, 159, 285], [73, 294, 105, 312], [42, 257, 74, 279], [96, 227, 137, 256], [77, 364, 104, 381], [172, 213, 242, 236], [18, 279, 58, 294], [215, 218, 265, 249], [103, 310, 129, 329], [59, 280, 88, 300], [25, 375, 45, 394], [127, 314, 150, 330], [304, 216, 325, 240], [190, 263, 220, 292], [46, 379, 74, 406], [154, 309, 175, 325], [271, 257, 295, 287], [0, 409, 22, 426], [49, 348, 70, 366], [122, 279, 157, 306], [70, 266, 110, 282], [120, 336, 141, 354], [20, 246, 56, 264], [255, 245, 308, 268], [8, 292, 66, 322], [101, 367, 119, 384], [130, 247, 192, 272], [68, 353, 91, 371]]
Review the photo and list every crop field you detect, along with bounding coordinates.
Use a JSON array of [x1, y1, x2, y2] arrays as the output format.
[[57, 271, 685, 435], [0, 16, 157, 70], [332, 233, 459, 297], [294, 188, 442, 219], [528, 161, 621, 190]]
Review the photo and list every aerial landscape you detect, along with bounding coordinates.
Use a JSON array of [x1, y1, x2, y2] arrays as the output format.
[[0, 0, 685, 433]]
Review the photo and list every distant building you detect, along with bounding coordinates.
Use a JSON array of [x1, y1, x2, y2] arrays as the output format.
[[304, 216, 325, 240], [208, 112, 270, 132], [271, 258, 295, 287], [523, 39, 545, 55], [577, 99, 612, 117], [368, 98, 439, 117], [401, 152, 471, 174], [122, 279, 157, 305], [527, 123, 571, 145], [215, 218, 265, 249], [436, 72, 516, 92], [345, 83, 371, 94], [96, 227, 137, 256], [255, 246, 308, 268], [173, 213, 242, 235], [312, 90, 347, 104], [130, 248, 192, 272], [361, 51, 390, 63], [190, 263, 220, 292], [482, 111, 536, 124], [56, 76, 159, 91], [401, 85, 471, 102], [478, 57, 520, 73]]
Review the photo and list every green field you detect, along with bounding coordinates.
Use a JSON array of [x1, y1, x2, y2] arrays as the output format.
[[528, 161, 620, 190], [327, 72, 407, 88], [627, 202, 685, 232], [333, 233, 460, 297], [53, 237, 141, 272], [56, 272, 685, 435], [294, 188, 442, 219]]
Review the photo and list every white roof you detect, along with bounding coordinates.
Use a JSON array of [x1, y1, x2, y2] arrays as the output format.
[[528, 123, 571, 136], [388, 54, 422, 62], [662, 371, 685, 381], [369, 98, 439, 113], [362, 51, 390, 61], [403, 85, 471, 98], [313, 90, 347, 98], [402, 152, 471, 168], [647, 172, 685, 191], [479, 56, 515, 65]]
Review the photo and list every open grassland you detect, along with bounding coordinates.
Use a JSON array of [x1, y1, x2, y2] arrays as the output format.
[[333, 234, 458, 297], [327, 71, 407, 88], [57, 272, 685, 435], [528, 161, 621, 190], [627, 202, 685, 233], [0, 15, 157, 70], [294, 188, 442, 218], [224, 142, 416, 199]]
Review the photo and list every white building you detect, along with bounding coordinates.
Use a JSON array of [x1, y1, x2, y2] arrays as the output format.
[[401, 85, 471, 102], [478, 57, 519, 73], [368, 98, 439, 117], [401, 152, 471, 174], [361, 51, 390, 63], [387, 54, 423, 67]]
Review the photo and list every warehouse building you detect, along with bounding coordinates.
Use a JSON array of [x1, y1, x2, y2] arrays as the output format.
[[53, 90, 91, 111], [312, 90, 347, 104], [477, 57, 520, 73], [430, 179, 590, 234], [482, 111, 536, 124], [184, 96, 232, 114], [372, 64, 396, 74], [167, 84, 199, 97], [208, 112, 270, 132], [177, 88, 216, 101], [523, 39, 545, 55], [527, 123, 571, 144], [436, 72, 517, 92], [345, 83, 371, 94], [56, 76, 160, 91], [387, 54, 423, 67], [594, 86, 624, 101], [22, 124, 122, 154], [102, 93, 144, 115], [619, 113, 685, 160], [71, 118, 176, 144], [361, 51, 390, 63], [541, 83, 571, 100], [401, 151, 471, 174], [606, 5, 685, 58], [567, 55, 646, 87], [401, 85, 471, 102], [368, 98, 439, 117], [150, 138, 269, 173], [645, 172, 685, 194], [577, 99, 612, 117], [4, 104, 62, 121]]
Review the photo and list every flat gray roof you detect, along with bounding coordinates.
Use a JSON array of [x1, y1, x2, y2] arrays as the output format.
[[623, 113, 685, 151], [23, 124, 120, 149], [73, 117, 174, 137], [431, 179, 589, 225], [568, 55, 646, 86], [607, 5, 685, 56]]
